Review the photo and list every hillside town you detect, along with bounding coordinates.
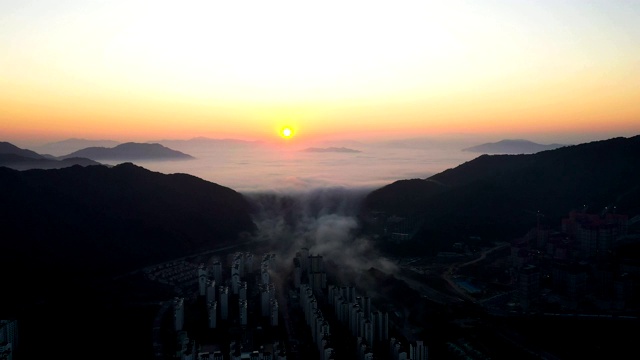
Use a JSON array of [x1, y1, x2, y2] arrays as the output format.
[[124, 208, 637, 360], [143, 247, 427, 360], [3, 206, 638, 360]]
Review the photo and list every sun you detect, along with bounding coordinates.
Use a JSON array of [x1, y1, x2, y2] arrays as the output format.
[[281, 127, 293, 138]]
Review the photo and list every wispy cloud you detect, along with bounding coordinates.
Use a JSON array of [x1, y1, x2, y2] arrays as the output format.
[[246, 187, 398, 288]]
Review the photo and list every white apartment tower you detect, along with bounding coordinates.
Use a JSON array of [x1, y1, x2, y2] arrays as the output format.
[[270, 299, 279, 326], [212, 261, 222, 284], [323, 347, 334, 360], [364, 320, 374, 349], [198, 263, 209, 296], [206, 279, 216, 303], [0, 320, 18, 346], [363, 296, 371, 319], [239, 281, 248, 302], [239, 299, 248, 326], [410, 340, 428, 360], [293, 258, 302, 289], [310, 272, 327, 292], [261, 284, 273, 316], [208, 301, 217, 329], [173, 297, 185, 331], [232, 252, 244, 277], [372, 311, 389, 341], [267, 253, 276, 271], [232, 273, 241, 294], [219, 286, 229, 320], [309, 255, 323, 272], [245, 253, 254, 274], [299, 248, 310, 273], [261, 268, 270, 285]]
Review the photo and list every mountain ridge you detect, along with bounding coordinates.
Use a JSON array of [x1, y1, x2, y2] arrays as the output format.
[[33, 138, 121, 156], [362, 135, 640, 254], [0, 163, 257, 311], [0, 141, 45, 159], [60, 142, 194, 161], [0, 141, 103, 170], [462, 139, 568, 154]]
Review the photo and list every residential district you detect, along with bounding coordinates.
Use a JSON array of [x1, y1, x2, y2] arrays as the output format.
[[146, 247, 426, 360], [2, 209, 638, 359]]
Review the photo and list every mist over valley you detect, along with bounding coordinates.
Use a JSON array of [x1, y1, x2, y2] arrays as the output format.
[[89, 137, 481, 192]]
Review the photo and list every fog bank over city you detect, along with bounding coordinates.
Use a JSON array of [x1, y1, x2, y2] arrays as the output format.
[[245, 186, 398, 290]]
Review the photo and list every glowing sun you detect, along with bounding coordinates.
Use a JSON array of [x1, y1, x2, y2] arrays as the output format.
[[281, 127, 293, 138]]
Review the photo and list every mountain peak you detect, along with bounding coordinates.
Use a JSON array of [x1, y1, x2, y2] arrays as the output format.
[[0, 141, 44, 159], [60, 142, 194, 161]]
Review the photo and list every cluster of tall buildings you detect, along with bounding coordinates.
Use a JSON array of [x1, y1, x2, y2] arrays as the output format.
[[388, 338, 428, 360], [292, 248, 428, 360], [171, 251, 286, 360], [0, 320, 17, 360], [510, 210, 638, 311], [162, 245, 431, 359]]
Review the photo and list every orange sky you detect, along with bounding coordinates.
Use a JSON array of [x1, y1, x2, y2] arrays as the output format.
[[1, 1, 639, 147]]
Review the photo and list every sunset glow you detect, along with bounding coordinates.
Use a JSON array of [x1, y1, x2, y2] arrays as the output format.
[[281, 127, 293, 139], [1, 0, 639, 146]]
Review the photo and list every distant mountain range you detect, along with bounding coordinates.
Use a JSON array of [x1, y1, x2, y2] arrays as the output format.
[[0, 141, 45, 159], [59, 142, 195, 161], [0, 141, 102, 170], [362, 135, 640, 254], [462, 139, 567, 154], [33, 138, 121, 156], [33, 137, 265, 157], [1, 141, 193, 169], [301, 147, 362, 153]]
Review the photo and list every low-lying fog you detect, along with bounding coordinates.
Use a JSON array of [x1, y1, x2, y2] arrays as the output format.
[[96, 139, 480, 193], [92, 138, 479, 282]]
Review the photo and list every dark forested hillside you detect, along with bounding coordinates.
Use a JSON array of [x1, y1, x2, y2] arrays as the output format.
[[362, 135, 640, 254], [0, 163, 256, 312]]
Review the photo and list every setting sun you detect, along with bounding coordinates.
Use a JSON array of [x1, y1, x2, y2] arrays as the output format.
[[281, 127, 293, 138]]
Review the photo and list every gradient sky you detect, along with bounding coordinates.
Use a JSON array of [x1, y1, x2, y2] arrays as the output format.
[[2, 0, 639, 146]]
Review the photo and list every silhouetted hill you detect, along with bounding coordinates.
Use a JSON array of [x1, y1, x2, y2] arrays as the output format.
[[0, 141, 103, 170], [362, 135, 640, 254], [0, 163, 256, 312], [0, 141, 44, 159], [59, 142, 194, 161], [462, 139, 567, 154], [0, 153, 102, 170], [33, 138, 121, 156]]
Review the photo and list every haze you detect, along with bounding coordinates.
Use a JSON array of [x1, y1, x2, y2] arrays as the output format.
[[82, 138, 484, 193]]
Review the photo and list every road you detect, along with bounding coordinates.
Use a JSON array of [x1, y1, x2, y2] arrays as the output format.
[[392, 242, 509, 305], [442, 242, 510, 302], [394, 272, 465, 305]]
